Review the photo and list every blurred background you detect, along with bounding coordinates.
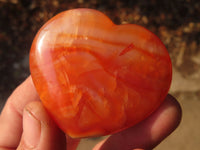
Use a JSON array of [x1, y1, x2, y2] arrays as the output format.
[[0, 0, 199, 149]]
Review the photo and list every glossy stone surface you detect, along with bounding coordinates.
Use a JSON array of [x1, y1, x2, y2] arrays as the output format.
[[30, 9, 172, 138]]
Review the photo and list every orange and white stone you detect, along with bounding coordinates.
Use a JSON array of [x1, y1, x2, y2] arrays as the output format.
[[30, 9, 172, 138]]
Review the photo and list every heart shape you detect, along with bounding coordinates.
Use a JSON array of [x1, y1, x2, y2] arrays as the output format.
[[30, 9, 172, 138]]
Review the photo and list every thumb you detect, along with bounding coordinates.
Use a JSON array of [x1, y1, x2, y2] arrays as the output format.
[[17, 101, 66, 150]]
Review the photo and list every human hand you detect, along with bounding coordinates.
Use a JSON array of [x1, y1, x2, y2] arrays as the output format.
[[0, 76, 181, 150]]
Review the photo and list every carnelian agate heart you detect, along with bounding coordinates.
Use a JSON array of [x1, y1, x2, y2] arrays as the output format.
[[30, 8, 172, 138]]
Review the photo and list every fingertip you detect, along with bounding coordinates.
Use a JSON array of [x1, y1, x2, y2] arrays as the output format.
[[157, 94, 182, 132], [166, 94, 182, 124], [18, 101, 66, 150], [149, 94, 182, 145], [18, 106, 41, 149]]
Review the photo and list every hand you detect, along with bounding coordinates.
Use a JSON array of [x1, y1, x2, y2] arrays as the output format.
[[0, 76, 182, 150]]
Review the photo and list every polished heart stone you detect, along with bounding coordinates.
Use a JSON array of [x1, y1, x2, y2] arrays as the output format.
[[30, 8, 172, 138]]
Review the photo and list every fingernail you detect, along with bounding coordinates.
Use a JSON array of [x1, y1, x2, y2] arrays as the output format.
[[23, 108, 41, 148]]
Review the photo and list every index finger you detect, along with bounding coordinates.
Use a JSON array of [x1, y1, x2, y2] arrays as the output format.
[[0, 76, 40, 149], [94, 95, 182, 150]]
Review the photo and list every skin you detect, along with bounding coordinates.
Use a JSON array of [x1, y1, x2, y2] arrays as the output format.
[[0, 76, 182, 150]]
